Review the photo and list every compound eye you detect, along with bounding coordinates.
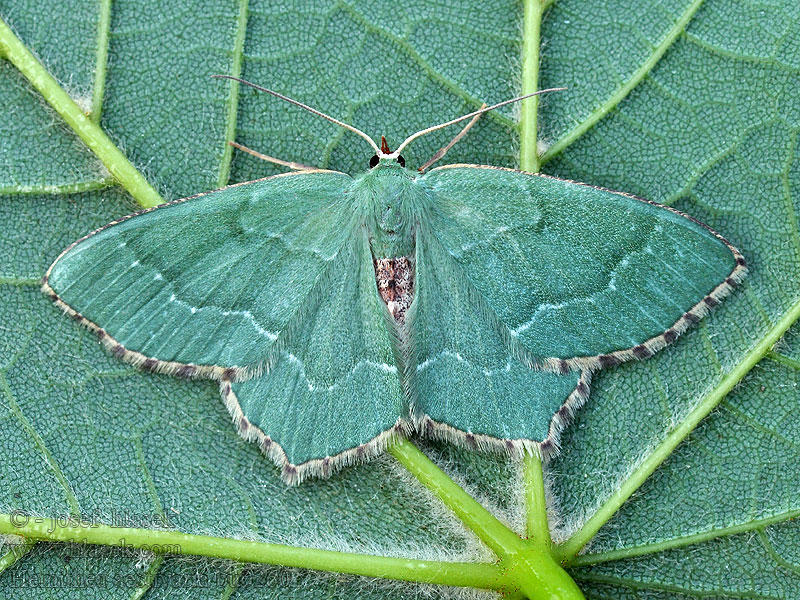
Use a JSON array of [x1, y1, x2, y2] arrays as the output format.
[[369, 155, 380, 168], [397, 155, 406, 167]]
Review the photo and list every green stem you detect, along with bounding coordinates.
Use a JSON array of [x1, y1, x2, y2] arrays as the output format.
[[91, 0, 113, 122], [0, 513, 506, 591], [389, 440, 584, 600], [556, 295, 800, 563], [519, 0, 544, 172], [217, 0, 250, 188], [523, 451, 551, 548], [390, 439, 526, 556], [0, 17, 163, 208], [0, 176, 115, 195], [0, 538, 35, 573]]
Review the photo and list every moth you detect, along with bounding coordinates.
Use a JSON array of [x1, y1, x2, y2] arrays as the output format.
[[43, 78, 746, 484]]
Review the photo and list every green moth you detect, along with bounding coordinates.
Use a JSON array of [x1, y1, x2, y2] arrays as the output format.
[[43, 79, 746, 484]]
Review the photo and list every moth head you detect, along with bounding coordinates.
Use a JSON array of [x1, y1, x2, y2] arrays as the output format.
[[370, 136, 406, 169]]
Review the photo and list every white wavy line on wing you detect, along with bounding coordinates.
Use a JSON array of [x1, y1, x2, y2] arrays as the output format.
[[511, 253, 639, 337], [460, 225, 510, 253], [242, 227, 339, 262], [281, 353, 398, 392], [167, 293, 278, 341], [416, 350, 513, 376]]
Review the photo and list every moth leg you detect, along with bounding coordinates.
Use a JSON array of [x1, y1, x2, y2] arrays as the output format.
[[228, 141, 318, 171], [417, 103, 486, 173]]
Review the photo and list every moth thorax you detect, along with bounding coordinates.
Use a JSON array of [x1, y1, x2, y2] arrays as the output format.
[[373, 257, 414, 323]]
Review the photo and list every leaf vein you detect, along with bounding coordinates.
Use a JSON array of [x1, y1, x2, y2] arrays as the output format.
[[684, 31, 800, 70], [90, 0, 113, 122], [0, 177, 116, 196], [574, 570, 784, 599], [758, 528, 800, 575], [0, 373, 80, 514], [540, 0, 706, 165], [569, 507, 800, 567], [339, 3, 515, 130], [721, 399, 800, 451]]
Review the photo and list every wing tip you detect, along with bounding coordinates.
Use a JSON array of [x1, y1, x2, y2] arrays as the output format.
[[537, 244, 748, 375]]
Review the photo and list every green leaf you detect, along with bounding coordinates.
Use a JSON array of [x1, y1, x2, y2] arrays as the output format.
[[1, 1, 799, 599]]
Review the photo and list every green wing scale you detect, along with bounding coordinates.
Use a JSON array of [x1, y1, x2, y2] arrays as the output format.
[[45, 171, 353, 377], [409, 226, 590, 456], [222, 231, 406, 484], [45, 162, 746, 483], [423, 166, 747, 371]]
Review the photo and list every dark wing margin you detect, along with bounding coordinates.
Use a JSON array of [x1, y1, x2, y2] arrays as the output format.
[[407, 164, 745, 461]]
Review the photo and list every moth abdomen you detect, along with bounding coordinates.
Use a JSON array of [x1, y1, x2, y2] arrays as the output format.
[[374, 256, 415, 323]]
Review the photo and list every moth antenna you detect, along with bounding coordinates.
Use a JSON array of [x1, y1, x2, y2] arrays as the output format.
[[212, 75, 380, 154], [392, 87, 567, 156]]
